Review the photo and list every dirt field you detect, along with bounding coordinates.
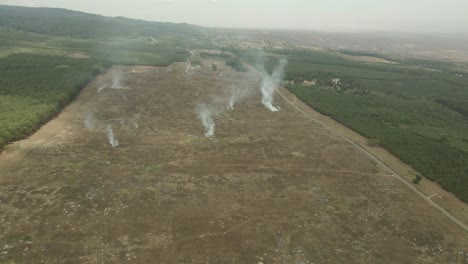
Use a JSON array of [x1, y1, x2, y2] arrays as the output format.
[[0, 58, 467, 264]]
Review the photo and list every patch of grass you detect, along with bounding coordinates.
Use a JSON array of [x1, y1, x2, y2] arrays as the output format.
[[141, 163, 162, 174], [220, 135, 251, 144], [61, 161, 86, 171], [3, 233, 33, 242]]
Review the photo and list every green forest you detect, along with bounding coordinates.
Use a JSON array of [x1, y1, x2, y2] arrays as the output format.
[[0, 54, 100, 147]]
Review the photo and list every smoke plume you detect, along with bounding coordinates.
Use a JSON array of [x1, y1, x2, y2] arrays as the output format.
[[197, 103, 216, 138], [106, 125, 119, 147], [84, 114, 119, 147], [227, 86, 250, 110], [260, 57, 288, 112], [260, 75, 278, 112], [111, 69, 124, 89], [83, 113, 96, 130], [133, 113, 141, 129]]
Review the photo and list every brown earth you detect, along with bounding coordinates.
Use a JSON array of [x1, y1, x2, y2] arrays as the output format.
[[0, 60, 467, 264]]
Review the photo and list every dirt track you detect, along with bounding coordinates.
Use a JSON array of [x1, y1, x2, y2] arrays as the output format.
[[0, 61, 467, 263]]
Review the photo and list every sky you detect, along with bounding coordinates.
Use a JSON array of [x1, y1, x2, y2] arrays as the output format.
[[1, 0, 468, 33]]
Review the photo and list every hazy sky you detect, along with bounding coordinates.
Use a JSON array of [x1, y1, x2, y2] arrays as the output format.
[[1, 0, 468, 32]]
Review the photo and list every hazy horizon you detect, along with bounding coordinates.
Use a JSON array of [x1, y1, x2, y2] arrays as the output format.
[[1, 0, 468, 33]]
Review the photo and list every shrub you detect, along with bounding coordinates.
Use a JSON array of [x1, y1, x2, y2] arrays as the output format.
[[413, 174, 422, 184]]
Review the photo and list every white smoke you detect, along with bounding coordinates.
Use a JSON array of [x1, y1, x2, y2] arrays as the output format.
[[97, 86, 106, 93], [84, 114, 119, 147], [189, 50, 286, 138], [83, 113, 96, 130], [185, 52, 194, 75], [227, 86, 250, 110], [111, 69, 124, 89], [260, 75, 279, 112], [106, 125, 119, 147], [133, 114, 141, 129], [260, 57, 288, 112], [197, 103, 216, 138], [195, 86, 251, 137]]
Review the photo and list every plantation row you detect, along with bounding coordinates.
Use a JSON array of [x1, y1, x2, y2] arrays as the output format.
[[0, 54, 101, 148]]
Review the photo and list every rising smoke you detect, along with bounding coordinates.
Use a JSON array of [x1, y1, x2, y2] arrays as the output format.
[[84, 113, 120, 147], [111, 69, 124, 89], [259, 57, 288, 112], [196, 85, 252, 137], [83, 113, 96, 130], [106, 125, 119, 147], [227, 86, 250, 110], [191, 49, 288, 137], [197, 103, 216, 138], [132, 113, 141, 129]]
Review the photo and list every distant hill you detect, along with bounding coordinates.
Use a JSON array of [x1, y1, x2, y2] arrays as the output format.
[[0, 4, 206, 38]]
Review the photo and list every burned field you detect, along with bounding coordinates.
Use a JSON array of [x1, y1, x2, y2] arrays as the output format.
[[0, 59, 467, 264]]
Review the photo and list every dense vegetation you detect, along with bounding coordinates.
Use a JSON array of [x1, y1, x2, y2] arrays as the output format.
[[436, 97, 468, 117], [258, 48, 468, 202], [0, 5, 207, 39], [225, 56, 248, 72], [0, 54, 100, 148]]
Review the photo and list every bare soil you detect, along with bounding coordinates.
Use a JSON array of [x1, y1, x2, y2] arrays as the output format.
[[0, 61, 467, 264]]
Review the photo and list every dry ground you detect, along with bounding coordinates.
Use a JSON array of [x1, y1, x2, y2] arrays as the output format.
[[0, 59, 467, 264]]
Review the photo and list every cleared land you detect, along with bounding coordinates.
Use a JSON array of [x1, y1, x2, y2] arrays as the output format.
[[0, 58, 467, 263]]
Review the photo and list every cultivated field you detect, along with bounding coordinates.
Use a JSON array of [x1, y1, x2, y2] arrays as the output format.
[[0, 58, 467, 264]]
